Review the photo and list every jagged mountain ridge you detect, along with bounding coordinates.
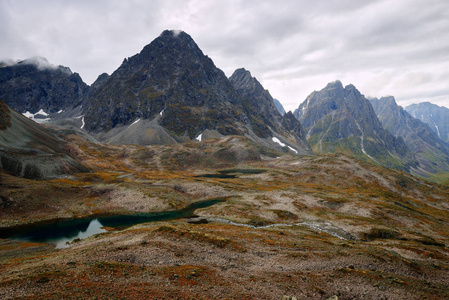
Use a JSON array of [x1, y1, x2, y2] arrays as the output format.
[[293, 81, 417, 171], [229, 68, 311, 154], [370, 97, 449, 180], [0, 57, 88, 114], [0, 30, 311, 154], [83, 30, 241, 135], [82, 30, 311, 154], [405, 102, 449, 144]]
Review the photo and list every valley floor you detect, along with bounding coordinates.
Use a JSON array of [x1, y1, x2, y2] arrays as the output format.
[[1, 137, 449, 299]]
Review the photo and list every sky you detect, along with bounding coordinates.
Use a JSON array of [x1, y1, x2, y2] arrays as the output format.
[[1, 0, 449, 112]]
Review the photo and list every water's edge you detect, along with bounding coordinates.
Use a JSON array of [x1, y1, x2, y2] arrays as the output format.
[[0, 197, 229, 248], [0, 195, 353, 249]]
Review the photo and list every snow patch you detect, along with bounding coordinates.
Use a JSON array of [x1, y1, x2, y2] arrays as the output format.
[[36, 109, 48, 116], [33, 118, 50, 124], [130, 119, 140, 127], [75, 115, 85, 129], [288, 146, 298, 154], [23, 109, 50, 123], [57, 110, 63, 113], [160, 109, 164, 117], [433, 122, 441, 138], [272, 137, 286, 147], [196, 133, 203, 142], [301, 99, 309, 115], [23, 111, 34, 118], [272, 137, 298, 153], [354, 119, 378, 163]]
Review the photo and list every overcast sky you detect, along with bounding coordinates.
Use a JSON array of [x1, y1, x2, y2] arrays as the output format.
[[1, 0, 449, 112]]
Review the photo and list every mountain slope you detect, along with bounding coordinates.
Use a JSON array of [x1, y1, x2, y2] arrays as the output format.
[[293, 81, 417, 170], [370, 96, 449, 181], [0, 100, 88, 179], [229, 68, 311, 154], [83, 30, 311, 154], [0, 57, 88, 115], [405, 102, 449, 143]]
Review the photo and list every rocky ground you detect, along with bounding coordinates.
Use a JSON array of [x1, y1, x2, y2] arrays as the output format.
[[1, 136, 449, 299]]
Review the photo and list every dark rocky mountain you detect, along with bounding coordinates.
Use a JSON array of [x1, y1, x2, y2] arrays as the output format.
[[82, 30, 311, 154], [229, 68, 310, 154], [83, 30, 243, 136], [293, 81, 417, 171], [273, 99, 286, 115], [0, 100, 88, 179], [370, 96, 449, 180], [0, 57, 88, 114], [405, 102, 449, 144]]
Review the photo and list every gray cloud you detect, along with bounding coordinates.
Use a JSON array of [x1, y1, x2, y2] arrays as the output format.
[[1, 0, 448, 112]]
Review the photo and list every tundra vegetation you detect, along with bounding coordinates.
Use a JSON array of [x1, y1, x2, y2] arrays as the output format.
[[1, 134, 448, 299]]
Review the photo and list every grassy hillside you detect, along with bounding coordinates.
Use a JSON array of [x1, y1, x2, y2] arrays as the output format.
[[1, 135, 448, 299]]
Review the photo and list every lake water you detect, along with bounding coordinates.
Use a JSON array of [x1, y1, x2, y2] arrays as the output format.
[[1, 198, 226, 248], [195, 168, 266, 179]]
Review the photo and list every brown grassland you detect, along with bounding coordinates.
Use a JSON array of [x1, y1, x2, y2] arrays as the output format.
[[1, 135, 448, 299]]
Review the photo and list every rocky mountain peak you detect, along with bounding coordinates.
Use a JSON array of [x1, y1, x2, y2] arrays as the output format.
[[159, 29, 189, 40], [136, 30, 203, 63], [229, 68, 255, 88], [1, 57, 73, 75], [0, 58, 88, 114], [83, 29, 235, 133], [229, 68, 269, 97], [325, 80, 344, 90], [380, 95, 395, 103], [294, 81, 416, 170]]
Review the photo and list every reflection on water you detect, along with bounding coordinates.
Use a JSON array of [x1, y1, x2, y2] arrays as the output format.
[[55, 219, 106, 248], [1, 197, 227, 248]]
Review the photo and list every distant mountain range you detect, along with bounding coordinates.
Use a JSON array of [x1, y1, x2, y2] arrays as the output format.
[[0, 30, 312, 158], [405, 102, 449, 144], [371, 97, 449, 180], [2, 30, 449, 182], [293, 81, 417, 172]]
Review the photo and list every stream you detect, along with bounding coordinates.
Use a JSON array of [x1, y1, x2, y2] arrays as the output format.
[[209, 218, 354, 240]]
